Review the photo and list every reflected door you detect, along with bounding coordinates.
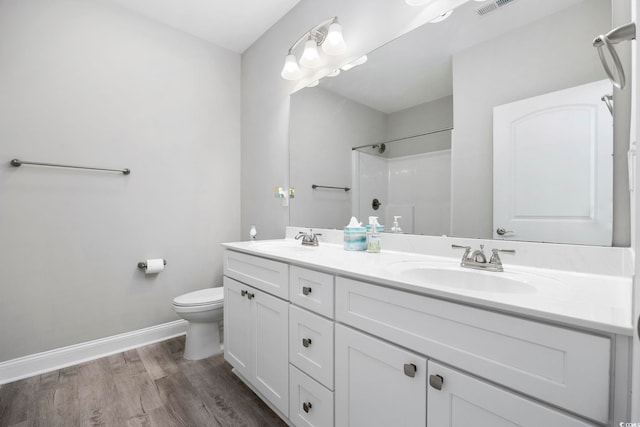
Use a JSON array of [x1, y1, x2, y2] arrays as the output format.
[[493, 79, 613, 245]]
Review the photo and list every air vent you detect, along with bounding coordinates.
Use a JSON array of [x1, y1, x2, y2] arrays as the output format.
[[476, 0, 518, 16]]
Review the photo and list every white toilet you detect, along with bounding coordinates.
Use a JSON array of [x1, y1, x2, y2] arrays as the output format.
[[172, 287, 224, 360]]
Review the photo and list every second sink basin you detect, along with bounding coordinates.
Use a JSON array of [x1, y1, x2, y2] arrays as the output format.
[[384, 261, 543, 294]]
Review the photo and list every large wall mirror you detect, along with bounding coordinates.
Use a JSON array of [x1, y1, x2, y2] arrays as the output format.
[[289, 0, 631, 246]]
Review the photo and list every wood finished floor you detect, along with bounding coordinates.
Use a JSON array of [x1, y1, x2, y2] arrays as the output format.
[[0, 337, 288, 427]]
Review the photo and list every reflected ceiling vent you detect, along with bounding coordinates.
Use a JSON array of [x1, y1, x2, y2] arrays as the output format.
[[475, 0, 518, 16]]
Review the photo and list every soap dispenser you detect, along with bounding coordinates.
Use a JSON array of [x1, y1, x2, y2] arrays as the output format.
[[367, 216, 381, 253], [249, 224, 257, 240], [390, 216, 403, 233]]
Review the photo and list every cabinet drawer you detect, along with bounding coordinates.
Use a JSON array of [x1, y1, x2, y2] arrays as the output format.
[[223, 250, 289, 299], [335, 277, 611, 424], [290, 266, 334, 318], [428, 362, 597, 427], [289, 365, 334, 427], [289, 305, 334, 389]]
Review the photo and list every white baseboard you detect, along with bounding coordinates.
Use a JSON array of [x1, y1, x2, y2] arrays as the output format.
[[0, 320, 187, 385]]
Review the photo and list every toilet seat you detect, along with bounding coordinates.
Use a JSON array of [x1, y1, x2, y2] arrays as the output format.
[[173, 287, 224, 307]]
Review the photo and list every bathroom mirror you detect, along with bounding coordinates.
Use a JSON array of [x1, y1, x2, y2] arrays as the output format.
[[289, 0, 631, 246]]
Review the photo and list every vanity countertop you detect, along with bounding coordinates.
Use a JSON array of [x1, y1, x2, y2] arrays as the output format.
[[222, 238, 633, 336]]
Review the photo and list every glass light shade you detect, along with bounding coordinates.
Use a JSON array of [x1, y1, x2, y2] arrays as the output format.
[[281, 53, 303, 80], [326, 69, 341, 77], [300, 39, 321, 68], [306, 80, 320, 88], [322, 22, 347, 55]]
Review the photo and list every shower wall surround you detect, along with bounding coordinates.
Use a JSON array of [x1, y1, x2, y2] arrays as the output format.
[[0, 0, 241, 362]]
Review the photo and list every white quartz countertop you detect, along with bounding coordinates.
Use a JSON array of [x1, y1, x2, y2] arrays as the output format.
[[222, 239, 634, 336]]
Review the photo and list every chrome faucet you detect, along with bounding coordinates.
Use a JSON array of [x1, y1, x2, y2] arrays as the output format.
[[295, 229, 321, 246], [452, 244, 515, 272]]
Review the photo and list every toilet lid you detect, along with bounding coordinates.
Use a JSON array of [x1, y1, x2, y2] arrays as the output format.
[[173, 287, 224, 306]]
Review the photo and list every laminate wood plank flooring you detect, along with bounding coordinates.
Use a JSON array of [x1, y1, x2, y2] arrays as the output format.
[[0, 337, 287, 427]]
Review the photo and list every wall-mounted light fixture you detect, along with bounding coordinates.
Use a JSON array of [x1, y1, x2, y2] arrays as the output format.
[[281, 16, 347, 81]]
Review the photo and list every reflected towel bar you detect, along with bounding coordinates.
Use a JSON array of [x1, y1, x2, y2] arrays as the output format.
[[312, 184, 351, 191], [10, 159, 130, 175]]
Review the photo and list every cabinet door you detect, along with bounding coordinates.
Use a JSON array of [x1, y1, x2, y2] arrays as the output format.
[[427, 361, 597, 427], [254, 287, 290, 417], [335, 324, 426, 427], [223, 276, 254, 380]]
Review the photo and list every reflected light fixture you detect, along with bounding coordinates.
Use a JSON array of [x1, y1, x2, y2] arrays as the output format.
[[405, 0, 438, 5], [281, 16, 347, 80], [429, 9, 453, 22], [340, 55, 368, 71]]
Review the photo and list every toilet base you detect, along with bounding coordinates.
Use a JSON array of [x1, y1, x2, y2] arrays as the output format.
[[183, 321, 222, 360]]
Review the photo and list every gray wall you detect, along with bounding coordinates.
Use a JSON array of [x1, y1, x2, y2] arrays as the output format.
[[241, 0, 467, 239], [450, 0, 615, 240], [0, 0, 241, 361], [289, 87, 386, 229]]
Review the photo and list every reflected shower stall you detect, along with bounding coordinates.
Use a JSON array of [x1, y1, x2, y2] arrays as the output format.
[[352, 128, 452, 235]]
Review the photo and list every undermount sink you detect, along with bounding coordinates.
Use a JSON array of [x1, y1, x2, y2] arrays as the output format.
[[384, 261, 544, 294]]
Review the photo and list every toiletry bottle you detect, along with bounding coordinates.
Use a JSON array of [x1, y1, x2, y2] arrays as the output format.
[[367, 216, 381, 253], [249, 225, 257, 240]]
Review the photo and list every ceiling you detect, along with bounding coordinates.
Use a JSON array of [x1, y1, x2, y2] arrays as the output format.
[[317, 0, 583, 114], [108, 0, 302, 53]]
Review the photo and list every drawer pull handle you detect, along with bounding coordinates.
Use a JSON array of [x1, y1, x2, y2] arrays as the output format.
[[302, 338, 312, 348], [247, 292, 255, 300], [302, 286, 312, 295], [429, 374, 444, 390], [303, 402, 313, 413], [403, 363, 417, 378]]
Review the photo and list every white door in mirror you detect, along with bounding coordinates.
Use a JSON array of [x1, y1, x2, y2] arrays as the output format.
[[493, 79, 613, 246]]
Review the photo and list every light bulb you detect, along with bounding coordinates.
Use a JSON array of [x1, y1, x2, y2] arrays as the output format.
[[280, 53, 303, 80], [300, 38, 321, 68], [322, 21, 347, 55]]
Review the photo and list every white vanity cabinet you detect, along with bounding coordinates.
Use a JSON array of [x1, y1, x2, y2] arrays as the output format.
[[427, 362, 596, 427], [335, 324, 427, 427], [223, 252, 290, 417], [335, 276, 611, 425], [222, 245, 622, 426], [288, 265, 336, 427]]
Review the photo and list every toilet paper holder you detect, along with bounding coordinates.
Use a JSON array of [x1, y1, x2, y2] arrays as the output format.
[[138, 259, 167, 269]]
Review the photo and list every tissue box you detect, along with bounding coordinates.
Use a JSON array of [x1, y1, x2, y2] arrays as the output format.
[[344, 227, 366, 251]]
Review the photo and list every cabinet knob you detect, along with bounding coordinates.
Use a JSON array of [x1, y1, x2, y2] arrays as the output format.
[[247, 292, 255, 300], [303, 401, 313, 413], [302, 338, 312, 348], [429, 374, 444, 390], [403, 363, 417, 378], [241, 290, 247, 297], [302, 286, 312, 295]]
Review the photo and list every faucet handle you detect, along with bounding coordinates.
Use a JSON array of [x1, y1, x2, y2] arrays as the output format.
[[492, 248, 516, 255], [451, 244, 471, 250], [489, 248, 516, 266]]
